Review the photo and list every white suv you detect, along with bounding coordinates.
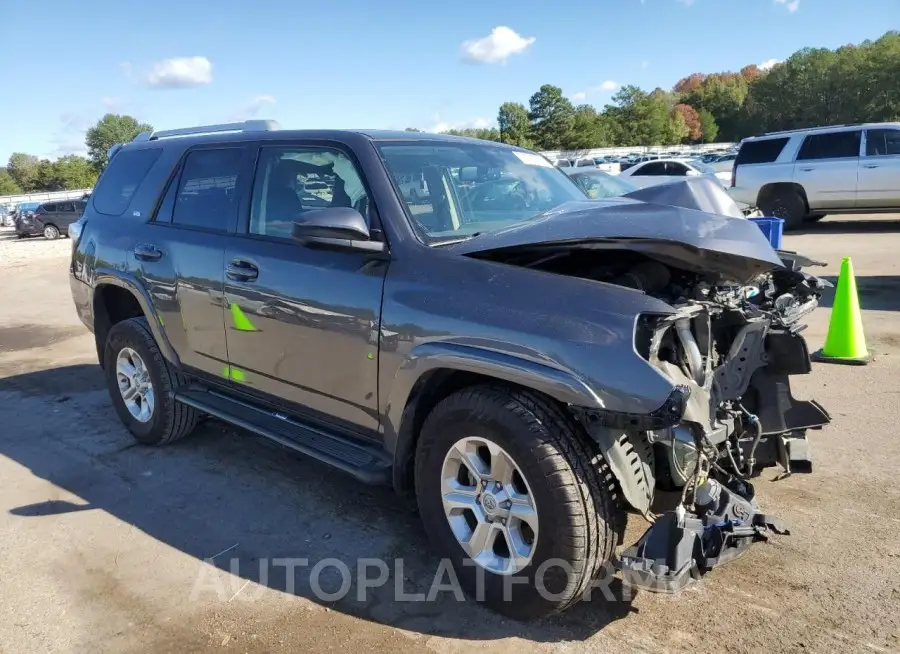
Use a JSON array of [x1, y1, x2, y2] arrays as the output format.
[[729, 122, 900, 229]]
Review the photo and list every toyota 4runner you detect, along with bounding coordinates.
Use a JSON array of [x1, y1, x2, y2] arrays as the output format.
[[70, 120, 831, 619]]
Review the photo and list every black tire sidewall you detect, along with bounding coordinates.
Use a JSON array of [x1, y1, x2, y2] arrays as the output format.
[[43, 225, 59, 239], [104, 320, 172, 445], [415, 393, 597, 619], [764, 191, 806, 229]]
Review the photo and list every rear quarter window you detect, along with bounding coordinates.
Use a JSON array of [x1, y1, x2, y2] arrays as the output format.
[[735, 138, 789, 165], [92, 147, 163, 216]]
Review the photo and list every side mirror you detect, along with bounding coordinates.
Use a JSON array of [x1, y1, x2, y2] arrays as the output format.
[[292, 207, 385, 253]]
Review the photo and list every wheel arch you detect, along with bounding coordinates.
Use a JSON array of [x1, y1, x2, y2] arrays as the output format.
[[757, 181, 809, 212], [385, 341, 607, 496], [92, 271, 179, 369]]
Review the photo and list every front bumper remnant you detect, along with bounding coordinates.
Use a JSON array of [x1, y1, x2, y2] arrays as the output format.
[[617, 478, 790, 593]]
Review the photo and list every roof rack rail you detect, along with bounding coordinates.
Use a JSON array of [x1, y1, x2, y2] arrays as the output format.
[[760, 123, 860, 137], [132, 119, 281, 143]]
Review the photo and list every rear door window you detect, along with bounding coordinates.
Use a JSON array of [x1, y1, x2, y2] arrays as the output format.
[[41, 203, 57, 213], [171, 148, 243, 232], [58, 201, 75, 213], [796, 131, 861, 161], [92, 148, 163, 216], [635, 162, 666, 176], [865, 129, 900, 157]]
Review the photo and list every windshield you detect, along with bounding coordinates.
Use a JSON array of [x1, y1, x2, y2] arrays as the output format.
[[377, 141, 587, 244], [568, 169, 636, 199]]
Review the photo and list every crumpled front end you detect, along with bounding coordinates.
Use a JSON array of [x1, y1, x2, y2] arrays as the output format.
[[609, 250, 832, 592]]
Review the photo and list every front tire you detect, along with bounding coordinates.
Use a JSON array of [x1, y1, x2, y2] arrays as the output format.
[[104, 317, 199, 445], [415, 385, 618, 620]]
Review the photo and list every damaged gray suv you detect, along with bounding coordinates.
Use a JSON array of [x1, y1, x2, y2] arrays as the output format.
[[69, 121, 830, 619]]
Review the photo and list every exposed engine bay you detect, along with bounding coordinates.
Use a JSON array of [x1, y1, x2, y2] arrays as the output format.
[[477, 242, 833, 592]]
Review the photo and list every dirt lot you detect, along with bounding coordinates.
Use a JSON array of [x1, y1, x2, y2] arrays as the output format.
[[1, 216, 899, 654]]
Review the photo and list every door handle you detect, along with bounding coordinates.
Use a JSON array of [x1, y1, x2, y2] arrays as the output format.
[[862, 164, 880, 169], [133, 244, 162, 261], [226, 260, 259, 282], [799, 167, 815, 172]]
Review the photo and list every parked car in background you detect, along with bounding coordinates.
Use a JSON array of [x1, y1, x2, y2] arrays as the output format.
[[707, 152, 737, 174], [729, 122, 900, 229], [563, 167, 636, 198], [15, 199, 86, 239], [618, 158, 726, 189]]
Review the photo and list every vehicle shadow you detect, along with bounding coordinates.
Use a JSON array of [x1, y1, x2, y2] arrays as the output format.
[[0, 364, 634, 643], [793, 218, 900, 235], [816, 275, 900, 312]]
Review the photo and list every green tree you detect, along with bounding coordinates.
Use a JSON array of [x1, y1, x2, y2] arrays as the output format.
[[38, 155, 98, 191], [680, 73, 749, 141], [85, 114, 153, 171], [441, 127, 501, 141], [497, 102, 533, 148], [527, 85, 574, 150], [698, 109, 719, 143], [404, 127, 422, 132], [0, 169, 21, 195], [563, 105, 616, 149], [7, 153, 41, 192]]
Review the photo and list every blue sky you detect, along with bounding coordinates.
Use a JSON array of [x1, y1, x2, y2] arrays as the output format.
[[1, 0, 897, 162]]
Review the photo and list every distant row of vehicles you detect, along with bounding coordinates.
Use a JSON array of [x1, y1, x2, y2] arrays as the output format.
[[1, 196, 89, 239]]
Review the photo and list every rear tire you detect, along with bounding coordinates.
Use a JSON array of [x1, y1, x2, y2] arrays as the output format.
[[43, 224, 60, 240], [415, 385, 618, 620], [104, 317, 199, 445], [760, 188, 806, 230]]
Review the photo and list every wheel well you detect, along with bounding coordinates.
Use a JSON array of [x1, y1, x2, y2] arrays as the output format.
[[757, 182, 809, 211], [393, 369, 567, 495], [93, 285, 145, 367]]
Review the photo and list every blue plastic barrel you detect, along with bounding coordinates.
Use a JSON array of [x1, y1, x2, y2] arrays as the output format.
[[748, 217, 784, 250]]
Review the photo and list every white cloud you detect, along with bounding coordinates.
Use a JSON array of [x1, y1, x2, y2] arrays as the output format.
[[147, 56, 213, 89], [426, 115, 491, 133], [48, 113, 91, 158], [759, 58, 783, 71], [460, 26, 535, 64], [229, 95, 277, 121], [774, 0, 800, 12], [570, 81, 620, 102]]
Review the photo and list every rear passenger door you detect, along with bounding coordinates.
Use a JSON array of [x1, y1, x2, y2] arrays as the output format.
[[793, 130, 861, 210], [857, 127, 900, 208], [56, 201, 78, 233], [135, 145, 253, 379]]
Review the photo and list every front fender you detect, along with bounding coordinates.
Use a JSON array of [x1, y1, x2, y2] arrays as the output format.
[[93, 268, 180, 367], [383, 340, 605, 453]]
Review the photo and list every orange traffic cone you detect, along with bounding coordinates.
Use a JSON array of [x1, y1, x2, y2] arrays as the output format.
[[812, 257, 870, 365]]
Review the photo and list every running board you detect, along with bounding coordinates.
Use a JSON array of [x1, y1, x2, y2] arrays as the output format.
[[174, 389, 392, 485]]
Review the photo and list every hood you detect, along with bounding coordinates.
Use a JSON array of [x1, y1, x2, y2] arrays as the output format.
[[622, 177, 744, 219], [447, 198, 785, 283]]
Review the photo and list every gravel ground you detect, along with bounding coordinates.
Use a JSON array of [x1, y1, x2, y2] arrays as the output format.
[[1, 217, 899, 654]]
